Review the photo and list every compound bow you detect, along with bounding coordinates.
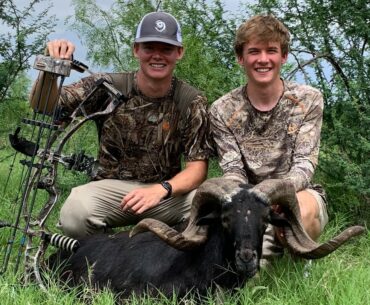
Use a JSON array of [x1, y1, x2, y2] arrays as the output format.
[[0, 55, 128, 290]]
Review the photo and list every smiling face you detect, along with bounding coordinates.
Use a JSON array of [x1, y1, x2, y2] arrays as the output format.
[[233, 15, 290, 88], [237, 40, 288, 87], [134, 41, 184, 83]]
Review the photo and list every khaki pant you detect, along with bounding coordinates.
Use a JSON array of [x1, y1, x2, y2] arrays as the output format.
[[261, 188, 329, 264], [59, 179, 196, 238]]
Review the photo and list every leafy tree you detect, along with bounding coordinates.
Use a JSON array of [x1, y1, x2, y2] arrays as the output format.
[[6, 71, 30, 102], [0, 0, 56, 103]]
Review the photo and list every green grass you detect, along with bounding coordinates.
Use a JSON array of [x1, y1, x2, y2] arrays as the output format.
[[0, 229, 368, 305], [0, 101, 369, 304]]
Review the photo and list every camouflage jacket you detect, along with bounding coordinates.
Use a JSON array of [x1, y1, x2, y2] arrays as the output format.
[[59, 72, 210, 183], [209, 80, 323, 192]]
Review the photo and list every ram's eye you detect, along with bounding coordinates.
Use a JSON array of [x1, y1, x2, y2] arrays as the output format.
[[221, 216, 230, 229]]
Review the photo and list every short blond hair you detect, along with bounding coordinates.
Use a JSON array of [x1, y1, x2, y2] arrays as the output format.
[[234, 15, 290, 57]]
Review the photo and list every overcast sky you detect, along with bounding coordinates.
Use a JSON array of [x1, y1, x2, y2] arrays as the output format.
[[10, 0, 242, 83]]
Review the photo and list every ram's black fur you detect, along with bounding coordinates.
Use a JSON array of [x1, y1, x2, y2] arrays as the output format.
[[49, 184, 282, 298], [49, 178, 364, 298]]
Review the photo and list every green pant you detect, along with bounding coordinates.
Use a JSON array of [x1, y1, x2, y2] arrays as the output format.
[[59, 179, 195, 238]]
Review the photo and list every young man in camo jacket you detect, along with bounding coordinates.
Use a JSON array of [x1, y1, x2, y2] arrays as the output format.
[[209, 15, 328, 264], [30, 12, 210, 238]]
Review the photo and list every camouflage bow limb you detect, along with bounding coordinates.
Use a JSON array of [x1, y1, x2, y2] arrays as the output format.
[[1, 55, 128, 290]]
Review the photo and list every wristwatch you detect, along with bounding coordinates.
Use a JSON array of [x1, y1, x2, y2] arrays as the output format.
[[160, 181, 172, 199]]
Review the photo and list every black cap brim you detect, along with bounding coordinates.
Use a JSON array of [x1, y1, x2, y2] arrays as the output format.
[[134, 37, 182, 47]]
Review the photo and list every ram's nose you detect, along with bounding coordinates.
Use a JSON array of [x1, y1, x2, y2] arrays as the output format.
[[235, 248, 259, 277], [237, 249, 257, 262]]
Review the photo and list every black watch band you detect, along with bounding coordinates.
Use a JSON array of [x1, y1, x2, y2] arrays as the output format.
[[160, 181, 172, 199]]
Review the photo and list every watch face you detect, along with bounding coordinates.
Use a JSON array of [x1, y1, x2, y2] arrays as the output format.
[[161, 181, 172, 198]]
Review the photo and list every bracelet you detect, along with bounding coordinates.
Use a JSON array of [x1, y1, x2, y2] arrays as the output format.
[[160, 181, 172, 199]]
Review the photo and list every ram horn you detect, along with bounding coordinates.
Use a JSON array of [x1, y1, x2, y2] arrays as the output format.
[[252, 179, 365, 259], [130, 177, 243, 250]]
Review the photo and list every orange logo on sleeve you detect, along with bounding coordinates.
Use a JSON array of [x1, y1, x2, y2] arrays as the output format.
[[162, 120, 171, 131]]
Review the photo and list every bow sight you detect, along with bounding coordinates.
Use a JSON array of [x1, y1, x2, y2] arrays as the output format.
[[0, 55, 128, 290]]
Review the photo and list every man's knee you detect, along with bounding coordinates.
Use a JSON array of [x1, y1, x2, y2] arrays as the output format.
[[59, 185, 101, 238], [297, 189, 327, 240], [140, 189, 196, 225]]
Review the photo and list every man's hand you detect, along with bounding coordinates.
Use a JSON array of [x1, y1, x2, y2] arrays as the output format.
[[271, 204, 288, 246], [120, 184, 168, 214], [47, 39, 75, 59], [120, 160, 207, 215]]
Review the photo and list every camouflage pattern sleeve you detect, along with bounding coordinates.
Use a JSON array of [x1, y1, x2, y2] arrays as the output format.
[[284, 90, 324, 191], [181, 95, 211, 162], [59, 73, 112, 115], [208, 82, 324, 189], [209, 92, 248, 183]]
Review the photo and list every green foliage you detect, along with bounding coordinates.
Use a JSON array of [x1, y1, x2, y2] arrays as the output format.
[[5, 72, 31, 103], [162, 0, 244, 101], [317, 97, 370, 222], [69, 0, 153, 71], [207, 158, 222, 179], [0, 0, 56, 103], [0, 86, 31, 136]]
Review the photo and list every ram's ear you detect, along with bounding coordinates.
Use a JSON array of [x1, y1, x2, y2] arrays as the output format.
[[196, 210, 220, 226], [268, 210, 290, 227]]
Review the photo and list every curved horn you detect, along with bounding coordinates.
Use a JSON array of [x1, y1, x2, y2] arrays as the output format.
[[283, 225, 365, 259], [252, 179, 365, 258], [252, 179, 300, 214], [130, 177, 243, 250]]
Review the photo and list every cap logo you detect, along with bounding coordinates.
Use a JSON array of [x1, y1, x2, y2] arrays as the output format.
[[155, 20, 166, 32]]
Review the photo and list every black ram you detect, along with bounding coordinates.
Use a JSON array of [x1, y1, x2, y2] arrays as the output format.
[[49, 178, 364, 298]]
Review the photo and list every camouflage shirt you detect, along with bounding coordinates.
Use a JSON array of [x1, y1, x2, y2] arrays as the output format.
[[59, 72, 210, 183], [209, 80, 323, 192]]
